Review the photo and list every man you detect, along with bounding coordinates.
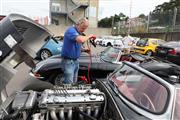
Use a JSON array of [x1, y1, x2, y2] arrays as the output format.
[[61, 18, 96, 84]]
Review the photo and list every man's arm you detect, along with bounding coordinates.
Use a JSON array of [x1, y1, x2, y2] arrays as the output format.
[[76, 35, 91, 43], [81, 41, 90, 53], [76, 34, 96, 43]]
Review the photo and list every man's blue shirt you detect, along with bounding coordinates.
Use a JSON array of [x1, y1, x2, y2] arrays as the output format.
[[61, 27, 81, 59]]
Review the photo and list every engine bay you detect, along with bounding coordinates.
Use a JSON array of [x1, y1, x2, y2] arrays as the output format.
[[0, 83, 109, 120]]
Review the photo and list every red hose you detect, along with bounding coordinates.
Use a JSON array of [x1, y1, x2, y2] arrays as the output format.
[[87, 41, 92, 84]]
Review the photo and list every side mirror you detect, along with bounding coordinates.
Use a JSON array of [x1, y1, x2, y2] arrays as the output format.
[[44, 36, 50, 41]]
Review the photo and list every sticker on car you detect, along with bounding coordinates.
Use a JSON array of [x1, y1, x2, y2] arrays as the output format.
[[4, 34, 17, 48]]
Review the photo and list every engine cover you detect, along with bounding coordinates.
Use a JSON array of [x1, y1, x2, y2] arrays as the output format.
[[39, 85, 104, 108], [1, 84, 105, 120], [37, 85, 105, 119]]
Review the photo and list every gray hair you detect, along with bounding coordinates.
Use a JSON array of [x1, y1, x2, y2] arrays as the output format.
[[76, 17, 88, 25]]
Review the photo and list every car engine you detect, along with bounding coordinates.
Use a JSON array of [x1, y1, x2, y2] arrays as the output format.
[[0, 84, 105, 120]]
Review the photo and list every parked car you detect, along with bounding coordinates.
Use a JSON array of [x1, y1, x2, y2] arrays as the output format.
[[134, 38, 165, 56], [30, 47, 150, 85], [94, 37, 103, 45], [100, 36, 123, 47], [36, 36, 63, 60], [155, 41, 180, 65], [113, 39, 124, 48]]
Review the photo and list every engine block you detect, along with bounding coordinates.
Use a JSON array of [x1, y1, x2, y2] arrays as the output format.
[[39, 88, 104, 107], [1, 84, 105, 120], [38, 84, 105, 119]]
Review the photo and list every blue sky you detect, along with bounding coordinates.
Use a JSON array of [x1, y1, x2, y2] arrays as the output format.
[[0, 0, 169, 19]]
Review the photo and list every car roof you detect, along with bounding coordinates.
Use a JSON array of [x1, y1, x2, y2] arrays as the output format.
[[139, 60, 180, 84]]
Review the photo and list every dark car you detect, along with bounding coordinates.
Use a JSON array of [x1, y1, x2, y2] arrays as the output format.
[[2, 60, 180, 120], [155, 41, 180, 65], [30, 47, 150, 85]]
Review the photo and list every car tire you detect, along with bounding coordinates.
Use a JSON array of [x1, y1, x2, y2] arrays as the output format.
[[49, 73, 64, 85], [146, 50, 153, 56], [107, 43, 112, 47], [40, 49, 52, 60]]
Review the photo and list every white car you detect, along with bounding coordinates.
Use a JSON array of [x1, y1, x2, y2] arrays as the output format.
[[113, 39, 124, 48], [94, 37, 103, 45], [100, 36, 123, 47]]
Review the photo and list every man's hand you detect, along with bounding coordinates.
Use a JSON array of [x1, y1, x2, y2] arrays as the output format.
[[89, 35, 96, 41], [82, 48, 91, 54], [88, 35, 96, 47]]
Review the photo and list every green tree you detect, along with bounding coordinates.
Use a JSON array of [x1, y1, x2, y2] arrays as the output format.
[[98, 17, 112, 28], [138, 14, 146, 19], [98, 12, 128, 28], [151, 0, 180, 27]]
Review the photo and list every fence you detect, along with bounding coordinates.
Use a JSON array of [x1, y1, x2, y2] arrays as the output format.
[[149, 6, 180, 33]]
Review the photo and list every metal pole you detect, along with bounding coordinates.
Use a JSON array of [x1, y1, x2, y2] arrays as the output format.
[[118, 21, 120, 35], [128, 0, 132, 35], [146, 12, 150, 33], [172, 7, 177, 32], [88, 0, 90, 18], [111, 16, 114, 35], [171, 7, 177, 41]]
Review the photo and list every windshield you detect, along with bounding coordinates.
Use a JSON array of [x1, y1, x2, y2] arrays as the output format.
[[109, 64, 168, 113], [100, 47, 121, 63], [136, 38, 148, 47]]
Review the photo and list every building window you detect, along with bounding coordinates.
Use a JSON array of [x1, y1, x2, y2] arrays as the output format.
[[52, 3, 61, 12]]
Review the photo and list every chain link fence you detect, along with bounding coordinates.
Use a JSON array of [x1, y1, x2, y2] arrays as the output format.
[[149, 6, 180, 33], [112, 7, 180, 35]]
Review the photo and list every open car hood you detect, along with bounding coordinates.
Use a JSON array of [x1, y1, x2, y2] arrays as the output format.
[[0, 14, 52, 96], [0, 13, 52, 62]]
